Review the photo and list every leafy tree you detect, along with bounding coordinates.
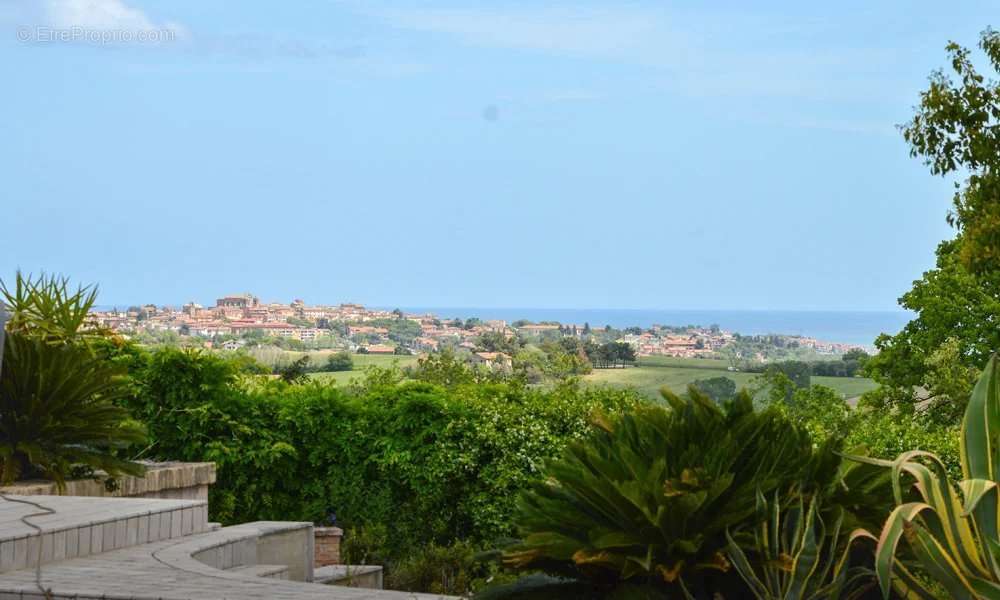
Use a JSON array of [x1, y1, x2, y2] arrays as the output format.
[[841, 348, 870, 365], [865, 30, 1000, 422], [324, 351, 354, 372], [533, 341, 593, 379], [768, 383, 854, 443], [413, 350, 484, 386], [228, 352, 270, 375], [366, 318, 422, 344], [585, 341, 637, 369], [774, 361, 811, 389], [901, 28, 1000, 276], [512, 348, 548, 384], [863, 239, 999, 423], [691, 376, 737, 403], [476, 331, 519, 355], [278, 355, 311, 383], [0, 273, 145, 487]]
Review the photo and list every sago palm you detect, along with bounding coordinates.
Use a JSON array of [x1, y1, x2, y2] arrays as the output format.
[[0, 273, 145, 488], [502, 387, 847, 598]]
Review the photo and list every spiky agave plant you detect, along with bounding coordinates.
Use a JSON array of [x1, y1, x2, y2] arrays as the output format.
[[501, 387, 846, 598], [726, 491, 878, 600], [856, 354, 1000, 598], [0, 273, 145, 488]]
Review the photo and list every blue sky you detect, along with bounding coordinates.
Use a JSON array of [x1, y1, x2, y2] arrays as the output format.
[[0, 1, 991, 310]]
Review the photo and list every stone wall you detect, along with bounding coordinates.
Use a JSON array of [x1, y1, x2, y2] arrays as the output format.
[[0, 462, 215, 500]]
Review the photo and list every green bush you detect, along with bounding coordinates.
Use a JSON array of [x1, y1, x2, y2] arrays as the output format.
[[386, 539, 498, 596], [0, 273, 145, 488], [324, 351, 353, 372], [759, 377, 962, 480], [119, 346, 643, 563], [497, 387, 889, 599]]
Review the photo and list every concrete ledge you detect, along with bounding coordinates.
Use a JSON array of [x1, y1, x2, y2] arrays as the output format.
[[163, 521, 315, 582], [229, 563, 290, 580], [315, 565, 384, 590], [0, 521, 459, 599], [0, 462, 216, 500]]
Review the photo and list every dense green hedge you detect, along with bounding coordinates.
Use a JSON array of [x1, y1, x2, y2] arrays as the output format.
[[120, 347, 643, 559]]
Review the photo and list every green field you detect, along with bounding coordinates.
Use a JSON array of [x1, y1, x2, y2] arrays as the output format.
[[585, 357, 877, 401], [307, 353, 420, 385]]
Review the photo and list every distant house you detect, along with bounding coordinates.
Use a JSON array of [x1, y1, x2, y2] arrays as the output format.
[[470, 352, 512, 370], [363, 344, 396, 354], [355, 326, 390, 335], [516, 324, 561, 334], [229, 322, 301, 338]]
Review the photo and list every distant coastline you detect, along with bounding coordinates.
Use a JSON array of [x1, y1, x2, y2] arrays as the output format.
[[92, 303, 910, 348], [391, 308, 911, 348]]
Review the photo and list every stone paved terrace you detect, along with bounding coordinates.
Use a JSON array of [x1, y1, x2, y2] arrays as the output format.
[[0, 495, 457, 599]]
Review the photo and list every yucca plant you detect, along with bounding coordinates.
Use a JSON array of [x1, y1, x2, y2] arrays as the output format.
[[500, 387, 849, 598], [0, 273, 145, 488], [726, 491, 878, 600], [856, 354, 1000, 598]]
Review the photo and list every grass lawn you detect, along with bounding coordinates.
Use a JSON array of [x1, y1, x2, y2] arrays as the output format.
[[584, 358, 877, 401], [308, 353, 420, 385]]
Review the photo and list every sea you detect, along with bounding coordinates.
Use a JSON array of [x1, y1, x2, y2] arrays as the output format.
[[395, 308, 912, 348]]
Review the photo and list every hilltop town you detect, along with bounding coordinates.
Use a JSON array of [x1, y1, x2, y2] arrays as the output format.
[[88, 293, 866, 360]]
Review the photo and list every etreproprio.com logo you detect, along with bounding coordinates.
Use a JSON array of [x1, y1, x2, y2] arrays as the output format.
[[17, 26, 177, 44]]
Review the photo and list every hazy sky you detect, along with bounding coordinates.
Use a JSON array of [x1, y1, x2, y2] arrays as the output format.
[[0, 1, 991, 310]]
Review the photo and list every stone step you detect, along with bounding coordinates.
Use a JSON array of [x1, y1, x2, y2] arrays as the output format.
[[228, 563, 291, 579], [0, 494, 208, 573]]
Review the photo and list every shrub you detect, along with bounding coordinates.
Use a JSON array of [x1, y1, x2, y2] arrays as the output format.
[[0, 273, 145, 488], [690, 376, 736, 403], [277, 355, 310, 383], [341, 524, 391, 567], [121, 348, 643, 563], [386, 539, 497, 596], [726, 492, 877, 599], [324, 351, 353, 372], [499, 387, 869, 599], [858, 355, 1000, 597], [761, 379, 962, 480]]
